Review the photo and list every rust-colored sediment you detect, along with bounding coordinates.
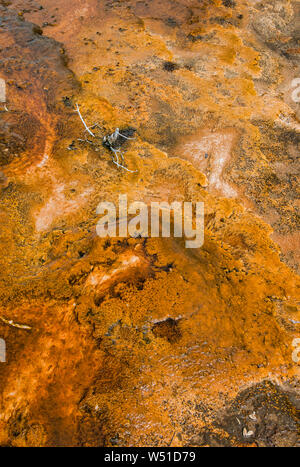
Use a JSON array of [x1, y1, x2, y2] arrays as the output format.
[[0, 0, 299, 446]]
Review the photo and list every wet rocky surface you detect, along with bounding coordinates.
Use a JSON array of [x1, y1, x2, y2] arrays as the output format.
[[0, 0, 299, 446], [189, 381, 300, 447]]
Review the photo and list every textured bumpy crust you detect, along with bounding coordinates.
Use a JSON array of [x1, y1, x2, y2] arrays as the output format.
[[0, 0, 299, 447]]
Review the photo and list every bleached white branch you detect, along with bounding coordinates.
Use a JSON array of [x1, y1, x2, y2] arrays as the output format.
[[111, 148, 137, 173], [75, 103, 95, 137], [0, 316, 32, 330], [116, 128, 135, 140]]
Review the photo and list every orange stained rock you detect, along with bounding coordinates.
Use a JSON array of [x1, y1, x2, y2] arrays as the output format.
[[0, 0, 299, 446]]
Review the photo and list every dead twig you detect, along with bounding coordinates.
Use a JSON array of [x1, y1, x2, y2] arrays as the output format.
[[74, 103, 95, 137], [115, 128, 135, 140], [103, 128, 137, 173], [111, 147, 137, 173], [75, 103, 137, 172], [103, 128, 135, 147], [0, 316, 32, 330]]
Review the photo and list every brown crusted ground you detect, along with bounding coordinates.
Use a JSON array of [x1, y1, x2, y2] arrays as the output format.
[[0, 0, 299, 446]]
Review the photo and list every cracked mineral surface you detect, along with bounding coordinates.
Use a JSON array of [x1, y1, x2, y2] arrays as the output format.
[[0, 0, 299, 447]]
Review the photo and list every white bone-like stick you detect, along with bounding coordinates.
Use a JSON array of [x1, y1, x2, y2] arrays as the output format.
[[0, 316, 32, 330], [112, 148, 119, 165], [116, 128, 135, 140], [111, 148, 137, 173], [115, 148, 124, 161], [75, 103, 95, 137]]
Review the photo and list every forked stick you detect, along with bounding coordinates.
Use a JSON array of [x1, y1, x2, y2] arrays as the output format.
[[111, 148, 137, 173]]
